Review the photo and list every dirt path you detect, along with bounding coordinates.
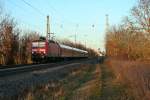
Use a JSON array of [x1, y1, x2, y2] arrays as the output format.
[[100, 64, 126, 100]]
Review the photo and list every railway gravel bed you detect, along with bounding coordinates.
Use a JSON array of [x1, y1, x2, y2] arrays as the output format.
[[0, 64, 36, 69], [0, 58, 94, 77], [0, 58, 99, 99]]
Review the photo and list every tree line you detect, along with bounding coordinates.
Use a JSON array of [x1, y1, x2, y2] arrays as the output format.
[[106, 0, 150, 60], [0, 11, 39, 65]]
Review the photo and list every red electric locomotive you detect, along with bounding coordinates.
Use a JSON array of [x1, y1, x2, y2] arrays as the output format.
[[31, 40, 88, 63]]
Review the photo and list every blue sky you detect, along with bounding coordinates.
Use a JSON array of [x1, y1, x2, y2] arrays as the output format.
[[2, 0, 136, 51]]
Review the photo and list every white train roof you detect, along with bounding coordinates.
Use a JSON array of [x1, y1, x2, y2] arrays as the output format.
[[59, 44, 88, 53]]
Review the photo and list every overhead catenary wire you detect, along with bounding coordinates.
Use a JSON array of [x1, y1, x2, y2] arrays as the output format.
[[7, 0, 86, 44], [21, 0, 45, 16], [45, 0, 78, 26], [21, 0, 63, 35], [6, 0, 43, 33], [21, 0, 78, 29]]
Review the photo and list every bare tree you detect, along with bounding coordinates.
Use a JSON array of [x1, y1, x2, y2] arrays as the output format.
[[131, 0, 150, 33], [105, 0, 150, 60], [0, 15, 19, 65]]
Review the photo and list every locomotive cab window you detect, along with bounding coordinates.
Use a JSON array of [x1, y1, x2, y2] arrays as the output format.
[[32, 42, 46, 48]]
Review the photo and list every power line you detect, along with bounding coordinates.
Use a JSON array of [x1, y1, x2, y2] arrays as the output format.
[[46, 1, 76, 25], [21, 0, 45, 16], [6, 0, 43, 32], [21, 0, 78, 32], [8, 0, 34, 15], [21, 0, 65, 33]]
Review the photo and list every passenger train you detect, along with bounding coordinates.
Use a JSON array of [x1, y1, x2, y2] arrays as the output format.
[[31, 40, 88, 63]]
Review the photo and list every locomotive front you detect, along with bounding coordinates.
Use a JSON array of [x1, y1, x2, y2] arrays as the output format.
[[31, 41, 48, 62]]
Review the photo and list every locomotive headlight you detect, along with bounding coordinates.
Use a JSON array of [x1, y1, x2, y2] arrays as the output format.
[[43, 50, 46, 54], [41, 51, 46, 54], [39, 49, 46, 54], [32, 51, 36, 54]]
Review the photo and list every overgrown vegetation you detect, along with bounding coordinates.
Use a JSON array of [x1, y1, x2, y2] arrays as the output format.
[[106, 0, 150, 60], [106, 59, 150, 100], [0, 11, 39, 65], [105, 0, 150, 99], [100, 62, 129, 100]]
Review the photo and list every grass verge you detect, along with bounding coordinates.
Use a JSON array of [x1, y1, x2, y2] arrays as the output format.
[[20, 63, 102, 100], [100, 62, 129, 100], [105, 58, 150, 100]]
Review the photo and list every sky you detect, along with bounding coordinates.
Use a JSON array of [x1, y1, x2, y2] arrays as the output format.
[[1, 0, 137, 51]]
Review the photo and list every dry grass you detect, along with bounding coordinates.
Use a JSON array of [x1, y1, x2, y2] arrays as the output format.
[[106, 58, 150, 100], [20, 64, 102, 100], [71, 64, 101, 100]]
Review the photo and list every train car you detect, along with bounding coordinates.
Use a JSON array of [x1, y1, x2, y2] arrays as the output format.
[[31, 40, 88, 63]]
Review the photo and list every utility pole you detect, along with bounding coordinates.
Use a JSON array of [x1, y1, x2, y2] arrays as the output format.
[[105, 14, 109, 55], [75, 24, 78, 47], [84, 34, 87, 49], [46, 15, 50, 41], [105, 14, 109, 34]]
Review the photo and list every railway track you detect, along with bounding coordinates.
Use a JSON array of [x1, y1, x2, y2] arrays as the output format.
[[0, 58, 97, 77], [0, 64, 36, 69]]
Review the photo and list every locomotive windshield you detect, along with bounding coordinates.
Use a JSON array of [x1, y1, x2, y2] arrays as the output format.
[[32, 42, 45, 48]]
